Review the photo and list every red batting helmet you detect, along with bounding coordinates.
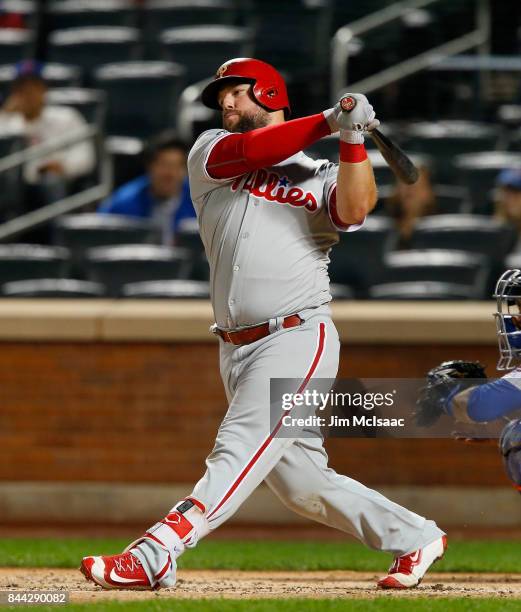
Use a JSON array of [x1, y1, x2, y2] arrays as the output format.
[[201, 57, 291, 118]]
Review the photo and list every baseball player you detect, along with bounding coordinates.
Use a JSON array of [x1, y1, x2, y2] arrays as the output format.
[[415, 269, 521, 491], [81, 58, 446, 591]]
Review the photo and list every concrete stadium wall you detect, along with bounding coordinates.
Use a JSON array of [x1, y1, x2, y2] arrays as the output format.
[[0, 299, 515, 527]]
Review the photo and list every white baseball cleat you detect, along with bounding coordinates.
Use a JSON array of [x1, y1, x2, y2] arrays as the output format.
[[80, 550, 175, 590], [377, 535, 447, 589]]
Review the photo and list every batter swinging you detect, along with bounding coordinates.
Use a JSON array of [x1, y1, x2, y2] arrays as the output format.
[[81, 58, 446, 591]]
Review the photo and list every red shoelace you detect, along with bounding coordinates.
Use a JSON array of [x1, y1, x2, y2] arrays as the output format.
[[389, 549, 422, 575]]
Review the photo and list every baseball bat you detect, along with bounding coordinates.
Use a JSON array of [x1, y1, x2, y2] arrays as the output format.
[[339, 95, 419, 185], [369, 128, 419, 185]]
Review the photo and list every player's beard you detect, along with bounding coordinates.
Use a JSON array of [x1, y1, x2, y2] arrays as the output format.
[[225, 107, 271, 133]]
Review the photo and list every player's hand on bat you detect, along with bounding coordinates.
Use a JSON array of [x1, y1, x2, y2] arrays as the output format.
[[327, 93, 380, 144]]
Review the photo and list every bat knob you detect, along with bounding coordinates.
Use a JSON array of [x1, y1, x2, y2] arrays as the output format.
[[340, 96, 357, 113]]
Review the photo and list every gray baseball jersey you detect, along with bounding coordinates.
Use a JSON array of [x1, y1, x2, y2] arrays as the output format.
[[188, 128, 362, 329]]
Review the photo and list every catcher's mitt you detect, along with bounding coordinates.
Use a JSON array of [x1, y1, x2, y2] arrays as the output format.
[[414, 360, 487, 427]]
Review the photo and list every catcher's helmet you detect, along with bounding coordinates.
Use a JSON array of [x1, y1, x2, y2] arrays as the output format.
[[201, 57, 291, 119], [494, 269, 521, 370], [500, 419, 521, 490]]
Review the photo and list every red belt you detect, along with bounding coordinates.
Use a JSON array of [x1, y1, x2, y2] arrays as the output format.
[[215, 314, 303, 346]]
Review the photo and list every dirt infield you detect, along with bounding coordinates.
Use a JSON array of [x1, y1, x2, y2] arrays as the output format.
[[2, 569, 521, 601]]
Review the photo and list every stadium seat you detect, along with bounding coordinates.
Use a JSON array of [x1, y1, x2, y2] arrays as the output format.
[[368, 150, 431, 187], [94, 61, 186, 137], [328, 217, 398, 296], [332, 0, 391, 32], [0, 244, 70, 284], [402, 121, 499, 182], [175, 218, 204, 256], [409, 214, 516, 262], [0, 128, 24, 217], [41, 63, 83, 88], [371, 184, 470, 217], [368, 150, 395, 187], [505, 254, 521, 271], [248, 0, 331, 74], [190, 251, 210, 281], [52, 214, 156, 272], [399, 8, 441, 56], [381, 250, 489, 298], [84, 244, 191, 296], [47, 0, 138, 30], [364, 123, 405, 152], [144, 0, 236, 56], [453, 152, 521, 214], [369, 281, 473, 300], [368, 184, 394, 216], [160, 26, 251, 85], [410, 214, 516, 297], [428, 2, 477, 41], [0, 63, 82, 102], [508, 127, 521, 152], [0, 126, 23, 157], [331, 17, 403, 91], [432, 185, 470, 215], [175, 77, 222, 143], [48, 27, 141, 82], [1, 0, 38, 29], [122, 279, 210, 299], [497, 104, 521, 128], [46, 88, 107, 127], [175, 219, 206, 279], [497, 105, 521, 151], [145, 0, 236, 27], [0, 28, 34, 64], [105, 136, 145, 189], [329, 283, 355, 300], [1, 278, 106, 298]]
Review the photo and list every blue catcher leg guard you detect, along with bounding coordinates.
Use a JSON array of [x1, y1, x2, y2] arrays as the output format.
[[500, 419, 521, 492]]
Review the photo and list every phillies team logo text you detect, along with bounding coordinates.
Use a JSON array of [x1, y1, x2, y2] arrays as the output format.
[[231, 169, 318, 212]]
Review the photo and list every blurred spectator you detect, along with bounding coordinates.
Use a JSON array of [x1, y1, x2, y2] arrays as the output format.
[[0, 60, 96, 207], [494, 168, 521, 250], [384, 165, 436, 247], [98, 131, 195, 245]]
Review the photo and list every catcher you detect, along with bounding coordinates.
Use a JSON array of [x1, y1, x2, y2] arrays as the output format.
[[415, 269, 521, 491]]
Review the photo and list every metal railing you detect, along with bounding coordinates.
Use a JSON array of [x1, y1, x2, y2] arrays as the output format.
[[0, 124, 111, 241], [331, 0, 490, 100], [176, 77, 214, 143]]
